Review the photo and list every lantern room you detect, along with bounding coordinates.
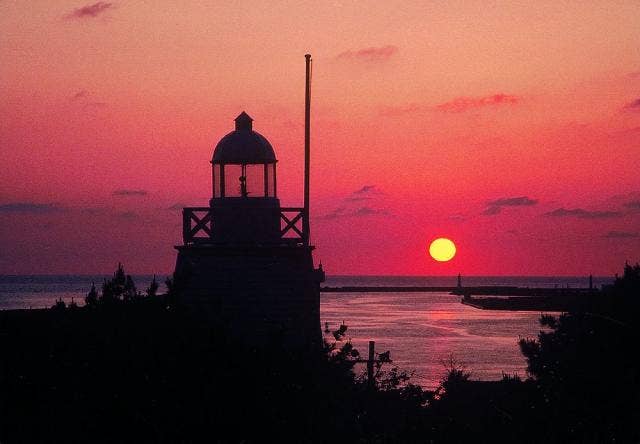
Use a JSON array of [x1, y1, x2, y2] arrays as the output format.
[[181, 111, 308, 246], [211, 112, 277, 201]]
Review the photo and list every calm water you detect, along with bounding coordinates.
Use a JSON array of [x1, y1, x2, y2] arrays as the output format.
[[0, 274, 613, 389]]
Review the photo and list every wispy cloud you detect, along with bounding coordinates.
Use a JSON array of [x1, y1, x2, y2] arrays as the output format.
[[79, 207, 105, 215], [623, 98, 640, 111], [116, 211, 138, 220], [320, 207, 347, 220], [66, 2, 113, 19], [604, 231, 639, 239], [0, 202, 66, 214], [71, 90, 88, 101], [344, 185, 383, 202], [83, 101, 107, 109], [379, 103, 422, 117], [336, 45, 398, 63], [356, 185, 373, 193], [70, 90, 107, 109], [489, 196, 538, 207], [167, 203, 188, 211], [448, 214, 467, 222], [320, 206, 391, 220], [113, 189, 148, 197], [322, 185, 389, 219], [353, 207, 391, 217], [483, 206, 502, 216], [545, 208, 622, 219], [354, 185, 381, 195], [624, 200, 640, 210], [484, 196, 537, 215], [344, 196, 372, 203], [436, 94, 519, 113]]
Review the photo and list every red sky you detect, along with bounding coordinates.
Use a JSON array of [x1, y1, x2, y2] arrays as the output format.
[[1, 1, 639, 276]]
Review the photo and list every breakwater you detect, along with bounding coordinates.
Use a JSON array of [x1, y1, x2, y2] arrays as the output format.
[[321, 285, 593, 296], [321, 286, 457, 292], [321, 285, 597, 311]]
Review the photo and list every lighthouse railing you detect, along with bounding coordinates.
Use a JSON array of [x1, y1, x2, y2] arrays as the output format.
[[182, 207, 213, 244], [182, 206, 307, 244], [280, 207, 306, 242]]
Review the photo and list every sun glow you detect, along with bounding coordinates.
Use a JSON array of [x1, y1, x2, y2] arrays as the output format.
[[429, 238, 456, 262]]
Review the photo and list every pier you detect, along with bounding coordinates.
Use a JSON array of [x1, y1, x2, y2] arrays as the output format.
[[321, 285, 593, 296], [320, 285, 598, 311]]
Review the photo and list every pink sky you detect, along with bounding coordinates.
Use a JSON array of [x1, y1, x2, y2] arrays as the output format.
[[1, 1, 639, 275]]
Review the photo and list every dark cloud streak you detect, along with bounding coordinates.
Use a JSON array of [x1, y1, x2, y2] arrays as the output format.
[[336, 45, 398, 63], [0, 203, 67, 214], [545, 208, 622, 219], [321, 206, 391, 220], [379, 103, 421, 117], [354, 185, 378, 195], [437, 94, 519, 113], [344, 196, 372, 202], [71, 90, 88, 101], [624, 200, 640, 210], [604, 231, 639, 239], [322, 185, 389, 219], [113, 189, 148, 197], [353, 207, 391, 217], [488, 196, 538, 207], [623, 98, 640, 111], [66, 2, 113, 19], [342, 185, 382, 203], [116, 211, 138, 220], [484, 196, 537, 215]]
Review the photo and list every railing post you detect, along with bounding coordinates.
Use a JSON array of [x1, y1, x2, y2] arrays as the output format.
[[182, 209, 191, 244]]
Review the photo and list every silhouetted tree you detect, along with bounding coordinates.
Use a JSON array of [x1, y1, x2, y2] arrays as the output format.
[[96, 263, 141, 304], [519, 263, 640, 442], [332, 322, 348, 341], [51, 298, 66, 311], [101, 265, 126, 304], [146, 275, 159, 297], [112, 262, 127, 297], [438, 356, 471, 396], [85, 282, 98, 307], [123, 275, 137, 301]]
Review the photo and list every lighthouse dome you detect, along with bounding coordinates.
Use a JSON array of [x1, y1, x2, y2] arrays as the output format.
[[212, 112, 276, 164]]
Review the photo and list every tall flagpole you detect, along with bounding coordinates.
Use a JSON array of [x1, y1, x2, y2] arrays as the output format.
[[303, 54, 312, 245]]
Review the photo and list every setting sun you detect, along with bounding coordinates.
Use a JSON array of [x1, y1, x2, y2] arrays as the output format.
[[429, 238, 456, 262]]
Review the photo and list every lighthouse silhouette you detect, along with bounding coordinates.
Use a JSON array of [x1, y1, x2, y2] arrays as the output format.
[[174, 55, 324, 348]]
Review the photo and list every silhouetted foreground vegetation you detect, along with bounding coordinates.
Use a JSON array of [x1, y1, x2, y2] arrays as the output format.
[[1, 264, 639, 442], [0, 266, 432, 442], [518, 262, 640, 442]]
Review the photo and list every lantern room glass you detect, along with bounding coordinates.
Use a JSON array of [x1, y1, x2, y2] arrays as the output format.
[[214, 163, 276, 198]]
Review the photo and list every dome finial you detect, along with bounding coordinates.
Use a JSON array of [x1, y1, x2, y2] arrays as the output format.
[[235, 111, 253, 131]]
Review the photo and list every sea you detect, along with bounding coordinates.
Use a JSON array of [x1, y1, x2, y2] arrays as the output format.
[[0, 274, 614, 390]]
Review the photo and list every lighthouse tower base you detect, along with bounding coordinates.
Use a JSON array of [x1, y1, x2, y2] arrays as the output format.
[[173, 244, 323, 350]]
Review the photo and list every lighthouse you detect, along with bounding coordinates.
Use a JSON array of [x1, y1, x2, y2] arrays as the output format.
[[174, 56, 324, 348]]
